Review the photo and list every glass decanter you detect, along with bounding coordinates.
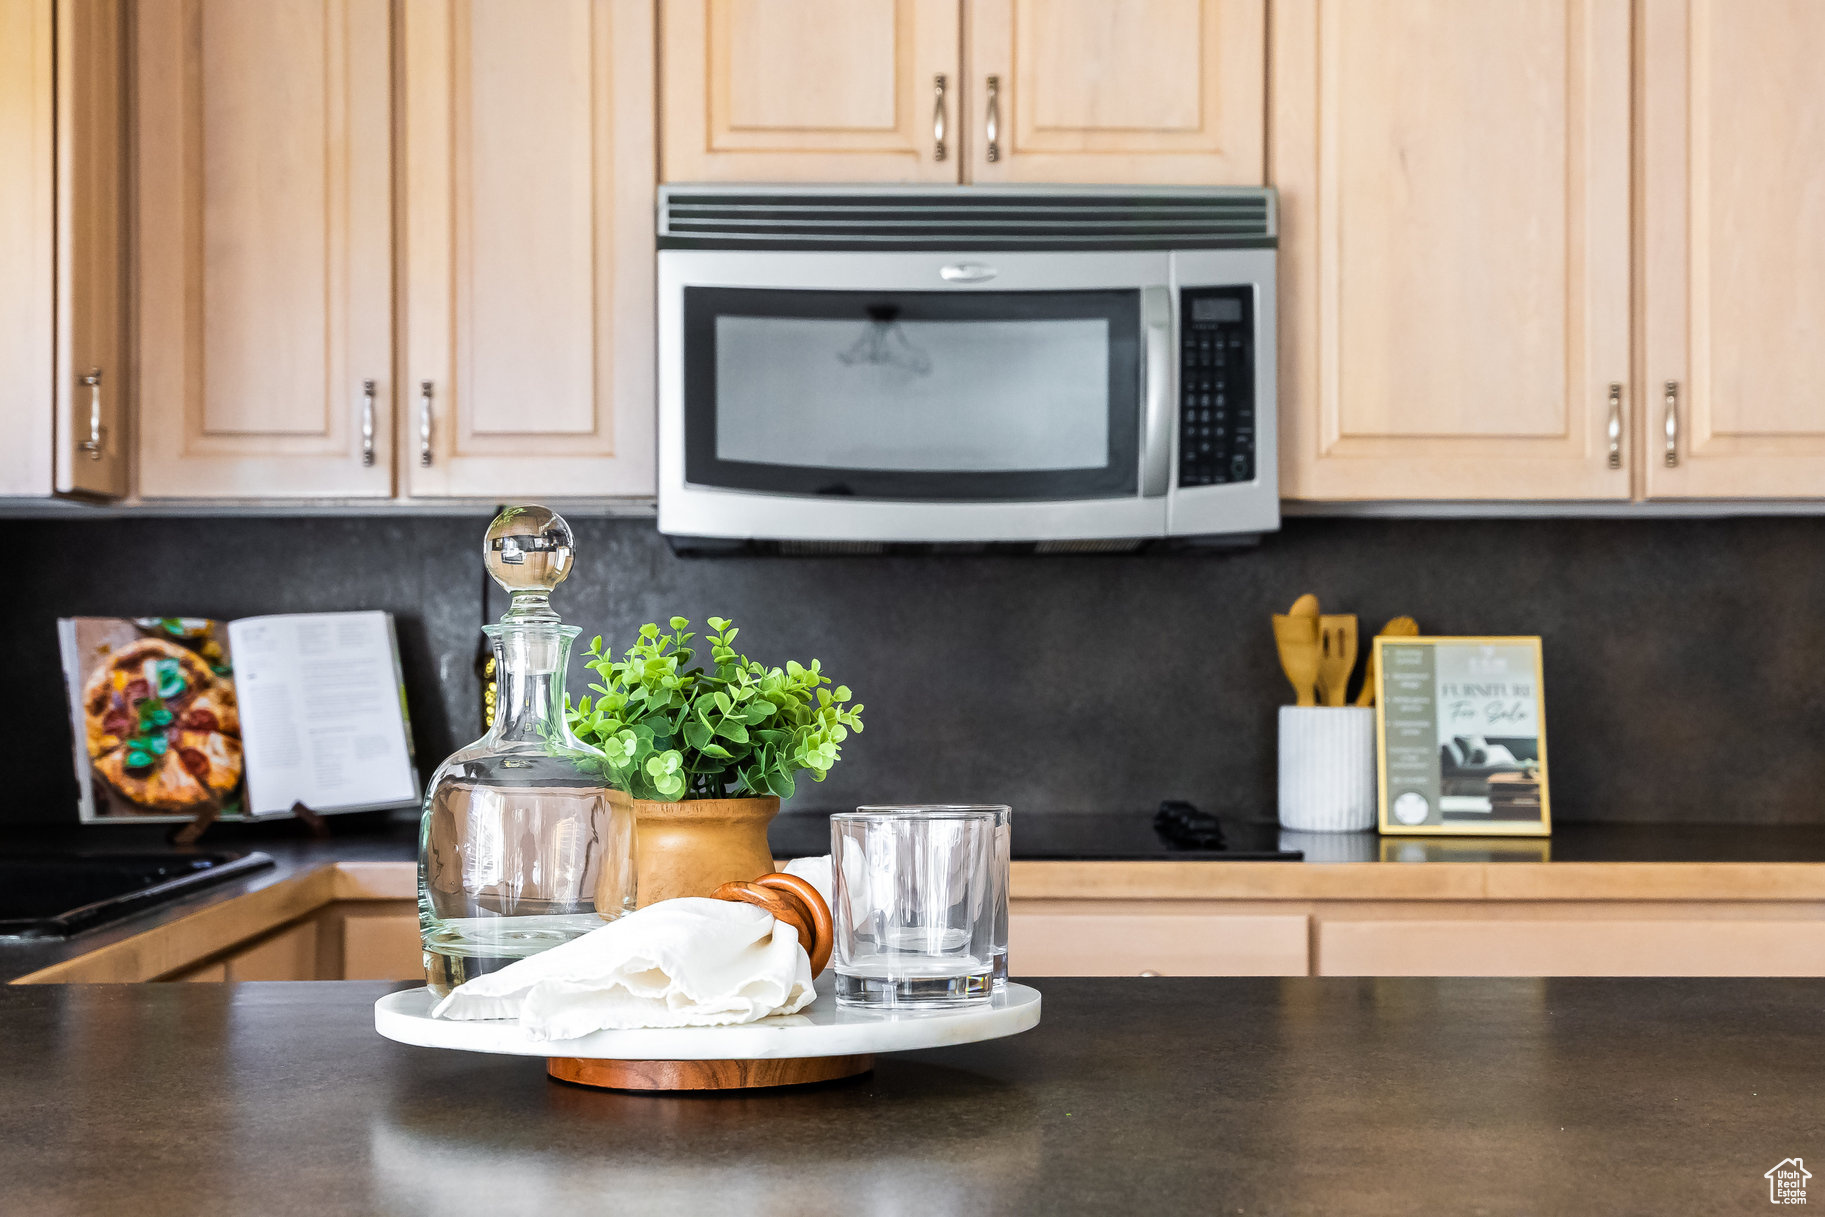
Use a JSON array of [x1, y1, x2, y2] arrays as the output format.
[[417, 506, 634, 995]]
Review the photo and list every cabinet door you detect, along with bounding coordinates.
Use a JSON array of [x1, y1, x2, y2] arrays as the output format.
[[221, 919, 324, 981], [1273, 0, 1632, 500], [403, 0, 655, 498], [1011, 911, 1310, 976], [1640, 1, 1825, 498], [660, 0, 960, 182], [1319, 918, 1825, 977], [338, 911, 422, 981], [134, 0, 393, 498], [0, 0, 53, 496], [55, 0, 128, 498], [965, 0, 1264, 184]]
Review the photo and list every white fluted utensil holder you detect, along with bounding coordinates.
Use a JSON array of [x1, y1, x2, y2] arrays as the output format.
[[1278, 828, 1377, 862], [1277, 706, 1376, 832]]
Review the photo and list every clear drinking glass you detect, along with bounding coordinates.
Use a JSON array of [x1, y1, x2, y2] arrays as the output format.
[[990, 805, 1011, 988], [831, 806, 1001, 1008]]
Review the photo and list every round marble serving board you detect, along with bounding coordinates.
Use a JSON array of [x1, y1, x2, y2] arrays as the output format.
[[374, 977, 1041, 1063]]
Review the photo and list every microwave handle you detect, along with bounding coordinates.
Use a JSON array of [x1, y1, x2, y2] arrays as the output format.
[[1140, 286, 1172, 497]]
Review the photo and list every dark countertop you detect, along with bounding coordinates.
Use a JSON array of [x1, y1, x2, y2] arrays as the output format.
[[8, 815, 1825, 983], [15, 811, 1825, 872], [775, 810, 1825, 863], [1, 978, 1818, 1216]]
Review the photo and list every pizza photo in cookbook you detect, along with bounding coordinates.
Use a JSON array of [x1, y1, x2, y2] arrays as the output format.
[[59, 618, 248, 821], [59, 612, 420, 824]]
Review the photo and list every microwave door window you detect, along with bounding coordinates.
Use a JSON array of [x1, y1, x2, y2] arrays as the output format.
[[718, 315, 1108, 473], [837, 305, 932, 377], [682, 288, 1141, 500]]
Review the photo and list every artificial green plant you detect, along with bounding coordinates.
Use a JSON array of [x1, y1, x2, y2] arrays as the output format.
[[566, 616, 863, 801]]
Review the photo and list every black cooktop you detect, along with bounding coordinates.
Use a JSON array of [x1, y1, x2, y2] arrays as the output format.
[[769, 801, 1302, 861], [0, 850, 275, 939]]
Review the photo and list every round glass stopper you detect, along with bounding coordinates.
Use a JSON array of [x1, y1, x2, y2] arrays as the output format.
[[483, 504, 575, 624]]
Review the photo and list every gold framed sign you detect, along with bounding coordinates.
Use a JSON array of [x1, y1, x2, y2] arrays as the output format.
[[1373, 636, 1550, 837]]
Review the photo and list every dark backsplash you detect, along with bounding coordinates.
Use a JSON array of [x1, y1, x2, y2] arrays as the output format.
[[11, 512, 1825, 827]]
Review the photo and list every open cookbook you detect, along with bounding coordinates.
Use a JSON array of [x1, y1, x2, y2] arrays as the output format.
[[58, 612, 420, 823]]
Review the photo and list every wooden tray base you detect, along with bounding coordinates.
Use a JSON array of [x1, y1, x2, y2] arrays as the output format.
[[547, 1054, 874, 1092]]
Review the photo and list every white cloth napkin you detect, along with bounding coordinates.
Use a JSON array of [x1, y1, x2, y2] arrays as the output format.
[[782, 853, 833, 908], [431, 896, 816, 1039]]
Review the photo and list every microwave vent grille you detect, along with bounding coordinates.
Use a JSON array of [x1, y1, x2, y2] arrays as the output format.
[[773, 540, 889, 556], [1032, 538, 1147, 554], [659, 188, 1274, 251]]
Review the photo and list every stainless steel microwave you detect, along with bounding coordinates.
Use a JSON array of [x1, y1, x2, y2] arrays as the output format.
[[657, 186, 1278, 551]]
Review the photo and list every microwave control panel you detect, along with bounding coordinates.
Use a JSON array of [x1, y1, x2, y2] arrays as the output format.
[[1177, 286, 1255, 488]]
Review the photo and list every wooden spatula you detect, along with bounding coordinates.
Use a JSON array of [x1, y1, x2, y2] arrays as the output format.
[[1354, 615, 1420, 707], [1317, 614, 1358, 707], [1272, 615, 1320, 706]]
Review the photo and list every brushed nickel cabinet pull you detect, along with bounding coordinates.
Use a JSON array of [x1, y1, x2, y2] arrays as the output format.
[[932, 75, 947, 161], [77, 368, 105, 460], [1663, 381, 1679, 467], [1605, 381, 1623, 469], [984, 75, 1000, 162], [360, 378, 376, 466], [419, 380, 434, 467]]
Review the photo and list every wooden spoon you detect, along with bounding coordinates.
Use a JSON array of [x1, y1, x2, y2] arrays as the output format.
[[1317, 614, 1359, 707], [1354, 615, 1421, 707], [1272, 612, 1322, 707]]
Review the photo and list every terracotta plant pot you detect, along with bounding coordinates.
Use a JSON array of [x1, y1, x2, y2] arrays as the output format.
[[609, 789, 781, 907]]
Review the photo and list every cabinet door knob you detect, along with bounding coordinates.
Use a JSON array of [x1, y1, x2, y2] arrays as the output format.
[[931, 74, 947, 162], [1663, 381, 1679, 467], [360, 379, 377, 466], [984, 75, 1001, 163], [418, 380, 434, 467], [1605, 381, 1623, 469], [77, 368, 105, 460]]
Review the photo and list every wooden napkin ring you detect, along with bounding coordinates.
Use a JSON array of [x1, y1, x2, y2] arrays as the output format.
[[711, 872, 833, 978]]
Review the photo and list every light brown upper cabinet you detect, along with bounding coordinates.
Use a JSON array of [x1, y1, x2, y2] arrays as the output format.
[[0, 0, 54, 497], [661, 0, 961, 182], [1639, 1, 1825, 499], [965, 0, 1263, 183], [660, 0, 1265, 185], [402, 0, 655, 498], [1273, 0, 1633, 501], [134, 0, 394, 498], [0, 0, 127, 499]]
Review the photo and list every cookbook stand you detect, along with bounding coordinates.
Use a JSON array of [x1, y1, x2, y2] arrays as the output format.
[[171, 799, 328, 845]]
